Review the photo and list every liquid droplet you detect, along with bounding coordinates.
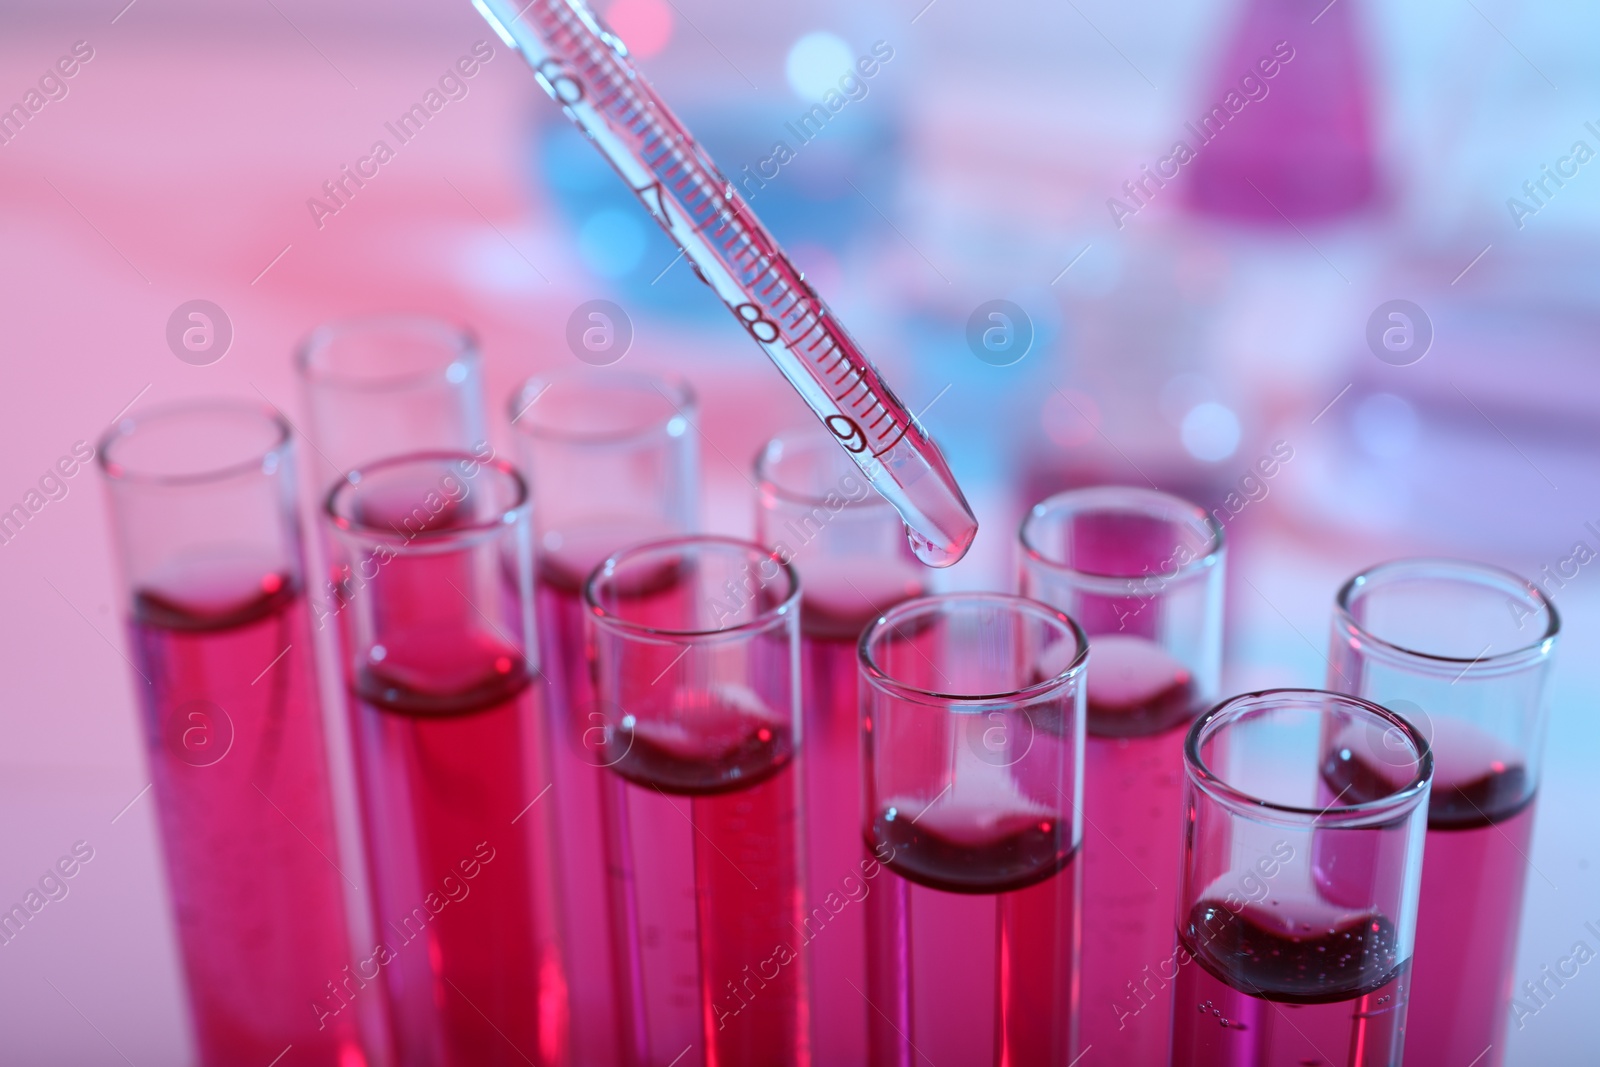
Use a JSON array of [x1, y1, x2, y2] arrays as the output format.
[[904, 523, 973, 568]]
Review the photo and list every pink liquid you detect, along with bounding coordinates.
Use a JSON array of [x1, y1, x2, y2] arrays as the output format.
[[1405, 801, 1533, 1067], [351, 639, 562, 1067], [537, 525, 698, 1066], [867, 814, 1080, 1066], [535, 533, 651, 1067], [797, 566, 924, 1067], [342, 501, 565, 1066], [605, 700, 809, 1067], [131, 578, 364, 1066], [1324, 719, 1535, 1067], [1078, 634, 1201, 1060], [1171, 902, 1407, 1066], [1186, 0, 1378, 223]]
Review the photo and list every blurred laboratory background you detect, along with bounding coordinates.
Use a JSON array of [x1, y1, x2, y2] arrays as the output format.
[[1, 0, 1597, 1061]]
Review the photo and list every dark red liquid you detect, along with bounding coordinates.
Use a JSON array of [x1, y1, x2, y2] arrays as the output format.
[[1078, 634, 1202, 1061], [1183, 903, 1401, 1004], [1083, 634, 1197, 738], [608, 706, 792, 796], [341, 506, 564, 1067], [1426, 769, 1532, 828], [1172, 903, 1408, 1066], [1322, 719, 1536, 1067], [873, 813, 1070, 894], [867, 814, 1080, 1065], [1320, 727, 1533, 831], [130, 577, 364, 1066]]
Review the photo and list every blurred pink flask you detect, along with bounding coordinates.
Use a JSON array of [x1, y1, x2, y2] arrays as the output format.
[[1186, 0, 1379, 222]]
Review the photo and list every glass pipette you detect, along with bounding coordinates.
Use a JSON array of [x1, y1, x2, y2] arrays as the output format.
[[472, 0, 978, 567]]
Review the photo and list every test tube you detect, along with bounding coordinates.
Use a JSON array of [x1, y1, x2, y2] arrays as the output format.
[[858, 593, 1087, 1067], [97, 401, 363, 1065], [1171, 690, 1432, 1067], [324, 453, 567, 1067], [508, 370, 698, 1067], [754, 428, 926, 1066], [585, 537, 808, 1067], [297, 315, 488, 479], [1017, 487, 1223, 1058], [1327, 560, 1558, 1067]]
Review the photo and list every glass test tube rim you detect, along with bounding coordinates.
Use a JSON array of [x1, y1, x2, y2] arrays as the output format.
[[1019, 485, 1225, 592], [1335, 556, 1560, 678], [98, 398, 292, 487], [584, 534, 800, 643], [858, 591, 1090, 708], [508, 368, 697, 447], [324, 449, 531, 553], [296, 314, 480, 393], [755, 429, 897, 513], [1186, 688, 1434, 830]]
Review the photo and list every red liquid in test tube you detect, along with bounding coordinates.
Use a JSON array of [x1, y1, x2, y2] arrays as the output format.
[[1401, 724, 1536, 1066], [1328, 559, 1556, 1067], [1171, 691, 1431, 1067], [134, 578, 367, 1064], [326, 455, 567, 1067], [1171, 902, 1409, 1066], [1019, 489, 1224, 1061], [586, 539, 810, 1067], [101, 402, 366, 1066], [756, 431, 928, 1067], [860, 594, 1087, 1067], [512, 371, 699, 1067]]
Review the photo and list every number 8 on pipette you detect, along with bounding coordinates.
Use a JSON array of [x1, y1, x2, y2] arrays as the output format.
[[473, 0, 979, 567]]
